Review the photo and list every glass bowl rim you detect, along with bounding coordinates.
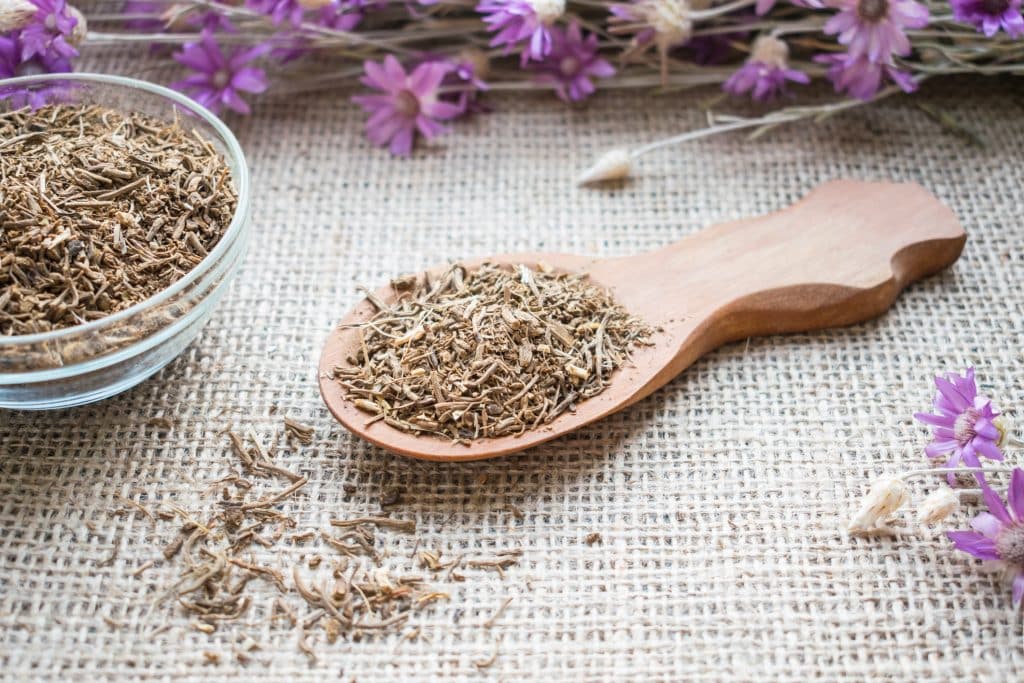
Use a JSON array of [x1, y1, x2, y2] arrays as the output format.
[[0, 72, 251, 346]]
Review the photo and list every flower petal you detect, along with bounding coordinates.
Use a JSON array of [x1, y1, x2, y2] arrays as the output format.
[[408, 62, 448, 97], [973, 438, 1003, 462], [1013, 573, 1024, 607], [982, 484, 1013, 524], [946, 530, 1001, 560], [925, 439, 958, 458], [1008, 468, 1024, 521], [935, 376, 970, 412], [388, 124, 415, 156], [231, 67, 267, 94], [970, 511, 1003, 539], [914, 411, 955, 428]]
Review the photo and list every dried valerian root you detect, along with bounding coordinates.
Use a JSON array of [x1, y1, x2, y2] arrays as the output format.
[[139, 427, 522, 665], [336, 262, 652, 442], [0, 104, 237, 336]]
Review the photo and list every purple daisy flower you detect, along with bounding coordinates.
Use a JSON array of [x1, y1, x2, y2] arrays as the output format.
[[914, 368, 1004, 483], [19, 0, 79, 62], [947, 468, 1024, 606], [824, 0, 928, 63], [815, 51, 915, 99], [352, 55, 463, 156], [171, 31, 269, 115], [724, 35, 809, 101], [477, 0, 565, 65], [531, 22, 615, 103], [246, 0, 306, 26], [951, 0, 1024, 37]]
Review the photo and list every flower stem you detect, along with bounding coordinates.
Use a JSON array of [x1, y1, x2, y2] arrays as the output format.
[[898, 466, 1017, 481]]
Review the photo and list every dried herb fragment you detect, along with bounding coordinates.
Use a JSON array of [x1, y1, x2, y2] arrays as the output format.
[[0, 104, 237, 336], [336, 262, 651, 441]]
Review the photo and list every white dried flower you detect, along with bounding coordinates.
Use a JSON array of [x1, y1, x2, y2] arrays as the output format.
[[917, 487, 960, 526], [578, 148, 633, 185], [528, 0, 565, 25], [67, 5, 87, 47], [994, 415, 1015, 449], [611, 0, 708, 80], [749, 35, 790, 70], [848, 476, 909, 532], [0, 0, 37, 33], [644, 0, 698, 54]]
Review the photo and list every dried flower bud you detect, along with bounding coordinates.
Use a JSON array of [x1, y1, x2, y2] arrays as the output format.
[[917, 487, 959, 525], [67, 5, 88, 47], [298, 0, 333, 8], [994, 415, 1015, 449], [749, 35, 790, 69], [0, 0, 37, 33], [527, 0, 565, 24], [848, 476, 908, 532], [578, 148, 632, 185], [457, 48, 491, 82]]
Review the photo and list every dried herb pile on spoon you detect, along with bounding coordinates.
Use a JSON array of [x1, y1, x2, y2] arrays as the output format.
[[334, 262, 652, 442]]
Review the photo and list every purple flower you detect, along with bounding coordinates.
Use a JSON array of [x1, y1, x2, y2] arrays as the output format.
[[824, 0, 928, 63], [171, 32, 269, 115], [724, 35, 809, 101], [477, 0, 564, 64], [0, 30, 69, 76], [246, 0, 305, 26], [914, 368, 1004, 482], [0, 33, 72, 108], [947, 469, 1024, 606], [531, 22, 615, 102], [19, 0, 79, 62], [951, 0, 1024, 37], [352, 55, 463, 156], [815, 51, 916, 99]]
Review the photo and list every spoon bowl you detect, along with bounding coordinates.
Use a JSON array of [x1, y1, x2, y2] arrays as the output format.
[[319, 180, 965, 461]]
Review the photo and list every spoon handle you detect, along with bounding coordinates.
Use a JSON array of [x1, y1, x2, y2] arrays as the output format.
[[595, 180, 966, 395]]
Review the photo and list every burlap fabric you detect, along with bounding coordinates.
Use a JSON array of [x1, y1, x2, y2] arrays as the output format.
[[2, 58, 1022, 680]]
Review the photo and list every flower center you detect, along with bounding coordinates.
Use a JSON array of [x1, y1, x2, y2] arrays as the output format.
[[212, 69, 232, 89], [559, 56, 580, 76], [395, 90, 420, 118], [44, 13, 58, 30], [857, 0, 889, 22], [996, 525, 1024, 567], [954, 407, 980, 446], [980, 0, 1009, 14]]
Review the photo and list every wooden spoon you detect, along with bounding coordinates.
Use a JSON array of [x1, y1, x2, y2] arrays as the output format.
[[319, 180, 965, 462]]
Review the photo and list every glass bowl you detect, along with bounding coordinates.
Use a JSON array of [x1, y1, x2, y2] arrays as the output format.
[[0, 74, 251, 410]]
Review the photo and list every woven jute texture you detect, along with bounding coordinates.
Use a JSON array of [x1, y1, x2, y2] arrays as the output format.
[[2, 57, 1023, 681]]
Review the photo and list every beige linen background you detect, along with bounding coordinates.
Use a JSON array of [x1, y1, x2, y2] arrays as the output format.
[[2, 57, 1023, 681]]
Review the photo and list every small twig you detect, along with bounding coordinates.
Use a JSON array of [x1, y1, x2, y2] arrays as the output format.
[[483, 597, 513, 628]]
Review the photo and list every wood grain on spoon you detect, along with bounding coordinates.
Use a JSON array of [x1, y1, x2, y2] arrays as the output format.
[[319, 180, 965, 462]]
